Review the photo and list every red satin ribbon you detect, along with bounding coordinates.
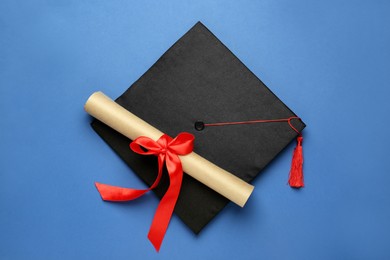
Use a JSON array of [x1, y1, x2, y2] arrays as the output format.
[[95, 132, 194, 252]]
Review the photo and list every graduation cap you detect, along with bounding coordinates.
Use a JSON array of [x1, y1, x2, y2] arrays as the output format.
[[87, 22, 305, 250]]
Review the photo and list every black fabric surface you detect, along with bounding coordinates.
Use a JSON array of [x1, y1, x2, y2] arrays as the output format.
[[91, 22, 305, 234]]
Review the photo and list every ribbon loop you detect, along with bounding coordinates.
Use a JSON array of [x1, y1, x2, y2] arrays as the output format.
[[130, 136, 164, 155], [167, 132, 195, 155], [95, 132, 195, 252]]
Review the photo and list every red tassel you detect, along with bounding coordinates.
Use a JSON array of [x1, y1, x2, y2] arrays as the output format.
[[288, 136, 304, 188]]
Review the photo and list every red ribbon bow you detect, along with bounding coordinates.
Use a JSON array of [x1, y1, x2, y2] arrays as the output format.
[[95, 132, 194, 251]]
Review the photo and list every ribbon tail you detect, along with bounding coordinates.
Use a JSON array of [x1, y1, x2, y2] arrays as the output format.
[[147, 155, 183, 252], [95, 182, 150, 201], [95, 154, 166, 202]]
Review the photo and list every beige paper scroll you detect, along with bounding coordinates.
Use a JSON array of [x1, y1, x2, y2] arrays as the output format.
[[84, 91, 254, 207]]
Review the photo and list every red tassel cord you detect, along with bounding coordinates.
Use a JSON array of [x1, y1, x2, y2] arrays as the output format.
[[288, 136, 304, 188], [202, 116, 304, 188]]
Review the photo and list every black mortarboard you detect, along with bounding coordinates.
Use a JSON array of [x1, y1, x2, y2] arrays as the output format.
[[91, 22, 305, 234]]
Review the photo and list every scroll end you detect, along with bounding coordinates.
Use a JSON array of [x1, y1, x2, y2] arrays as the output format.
[[237, 184, 255, 207], [84, 91, 105, 112]]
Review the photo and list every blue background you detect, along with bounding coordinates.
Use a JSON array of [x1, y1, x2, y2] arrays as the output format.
[[1, 1, 389, 259]]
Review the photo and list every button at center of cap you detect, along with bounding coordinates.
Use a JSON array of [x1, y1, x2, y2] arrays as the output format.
[[194, 121, 205, 131]]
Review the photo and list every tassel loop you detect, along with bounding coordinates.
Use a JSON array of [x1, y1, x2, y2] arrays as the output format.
[[288, 136, 304, 188]]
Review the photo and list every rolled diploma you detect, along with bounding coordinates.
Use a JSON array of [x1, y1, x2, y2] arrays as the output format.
[[85, 91, 254, 207]]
